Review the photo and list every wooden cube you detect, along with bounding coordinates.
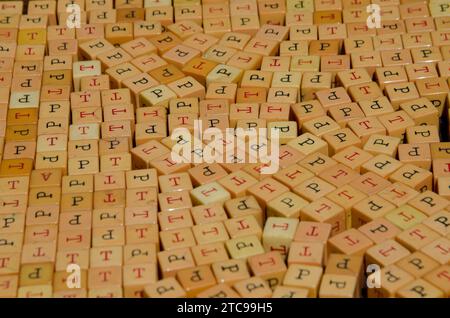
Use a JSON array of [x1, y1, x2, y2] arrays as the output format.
[[318, 274, 357, 298], [293, 177, 336, 202], [365, 239, 411, 267], [144, 277, 187, 298], [225, 235, 265, 260], [196, 283, 241, 298], [262, 217, 298, 257], [298, 153, 338, 176], [396, 251, 440, 279], [328, 228, 374, 256], [247, 251, 286, 290], [191, 242, 229, 266], [211, 259, 250, 285], [283, 264, 323, 298], [396, 278, 445, 298], [232, 276, 272, 298], [300, 198, 345, 236], [423, 265, 450, 297], [367, 265, 414, 298], [421, 237, 450, 265], [157, 248, 196, 278], [176, 265, 216, 297], [271, 285, 309, 298], [288, 241, 324, 267]]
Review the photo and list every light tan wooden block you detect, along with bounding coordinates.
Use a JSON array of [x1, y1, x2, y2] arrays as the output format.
[[406, 125, 440, 145], [157, 247, 196, 278], [360, 154, 403, 179], [347, 117, 387, 145], [224, 215, 262, 241], [192, 222, 229, 245], [437, 177, 450, 200], [325, 253, 364, 282], [300, 198, 345, 236], [290, 56, 320, 73], [124, 223, 159, 246], [19, 263, 54, 287], [421, 237, 450, 265], [300, 72, 332, 101], [395, 222, 441, 252], [191, 203, 228, 226], [358, 217, 401, 245], [287, 133, 328, 157], [396, 251, 440, 279], [298, 153, 338, 176], [421, 211, 450, 237], [365, 239, 411, 267], [176, 265, 216, 297], [408, 190, 449, 217], [423, 265, 450, 297], [159, 227, 196, 252], [283, 264, 323, 298], [144, 277, 187, 298], [196, 283, 241, 298], [318, 274, 357, 298], [396, 278, 445, 298], [211, 259, 250, 285], [225, 235, 265, 260], [350, 51, 382, 77], [363, 134, 401, 158], [0, 274, 18, 298], [17, 285, 53, 298], [266, 191, 309, 219], [400, 98, 439, 127], [328, 228, 374, 257], [246, 177, 289, 209], [262, 217, 298, 258], [158, 209, 193, 231], [233, 277, 272, 298], [367, 265, 414, 298], [287, 241, 324, 267], [205, 83, 237, 102], [271, 285, 309, 298], [191, 242, 229, 266], [301, 115, 340, 138], [293, 177, 336, 202]]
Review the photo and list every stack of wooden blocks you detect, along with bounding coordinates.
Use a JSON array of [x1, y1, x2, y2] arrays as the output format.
[[0, 0, 449, 298]]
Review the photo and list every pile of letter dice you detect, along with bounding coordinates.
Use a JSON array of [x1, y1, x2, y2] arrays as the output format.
[[0, 0, 449, 298]]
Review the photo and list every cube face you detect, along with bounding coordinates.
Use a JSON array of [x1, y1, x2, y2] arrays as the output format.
[[211, 259, 250, 285], [365, 239, 411, 267], [176, 265, 216, 297], [191, 242, 229, 266], [283, 264, 323, 298], [190, 182, 231, 206], [233, 276, 272, 298], [288, 241, 324, 267], [384, 205, 427, 230], [301, 198, 346, 236], [396, 252, 440, 279], [262, 217, 299, 257], [225, 235, 265, 260], [319, 274, 357, 298], [421, 237, 450, 265], [328, 228, 374, 256], [396, 279, 445, 298]]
